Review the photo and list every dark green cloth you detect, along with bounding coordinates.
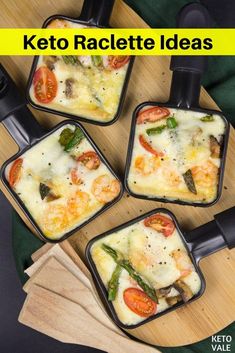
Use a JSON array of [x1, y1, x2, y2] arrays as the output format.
[[12, 212, 43, 284], [12, 0, 235, 351]]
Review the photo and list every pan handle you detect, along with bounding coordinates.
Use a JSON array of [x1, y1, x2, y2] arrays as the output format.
[[0, 64, 44, 151], [184, 206, 235, 263], [79, 0, 96, 22], [79, 0, 115, 27], [168, 3, 212, 109]]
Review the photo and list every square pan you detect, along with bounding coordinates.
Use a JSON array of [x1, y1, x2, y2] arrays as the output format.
[[26, 15, 135, 126], [124, 102, 230, 207], [0, 119, 123, 243], [86, 208, 206, 329]]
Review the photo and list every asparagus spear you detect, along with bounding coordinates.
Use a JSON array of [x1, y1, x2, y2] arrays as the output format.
[[120, 260, 158, 303], [64, 127, 84, 152], [91, 55, 103, 67], [108, 265, 122, 301], [200, 115, 214, 122], [62, 56, 80, 66], [102, 244, 158, 303], [146, 125, 166, 136], [102, 244, 121, 261]]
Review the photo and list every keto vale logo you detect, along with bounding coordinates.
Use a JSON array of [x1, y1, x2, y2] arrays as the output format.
[[211, 335, 233, 352]]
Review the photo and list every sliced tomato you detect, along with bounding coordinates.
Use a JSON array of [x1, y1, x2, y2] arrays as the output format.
[[108, 56, 130, 69], [77, 151, 100, 170], [70, 168, 81, 185], [123, 288, 157, 317], [33, 66, 58, 103], [139, 135, 163, 157], [144, 214, 175, 237], [137, 106, 170, 124], [9, 158, 23, 188]]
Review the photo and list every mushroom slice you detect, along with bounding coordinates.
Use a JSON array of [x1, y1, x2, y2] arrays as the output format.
[[46, 193, 61, 202], [156, 285, 173, 298], [210, 135, 221, 158], [65, 78, 75, 99], [166, 295, 182, 306], [173, 280, 193, 302]]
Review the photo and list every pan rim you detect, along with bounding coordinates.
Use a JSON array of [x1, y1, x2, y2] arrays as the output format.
[[0, 119, 124, 243], [124, 101, 230, 208], [25, 14, 135, 126]]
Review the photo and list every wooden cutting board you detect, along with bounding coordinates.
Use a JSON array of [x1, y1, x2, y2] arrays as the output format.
[[0, 0, 235, 347]]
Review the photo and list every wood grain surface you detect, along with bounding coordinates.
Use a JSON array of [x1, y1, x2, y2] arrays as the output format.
[[19, 285, 160, 353], [23, 256, 124, 335], [0, 0, 235, 347], [27, 242, 113, 320]]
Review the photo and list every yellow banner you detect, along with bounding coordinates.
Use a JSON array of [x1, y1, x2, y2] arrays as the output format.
[[0, 28, 234, 55]]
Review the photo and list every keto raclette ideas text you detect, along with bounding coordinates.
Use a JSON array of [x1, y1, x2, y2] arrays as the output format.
[[23, 34, 213, 51]]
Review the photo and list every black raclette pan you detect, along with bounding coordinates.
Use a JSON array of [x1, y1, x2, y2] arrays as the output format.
[[0, 64, 123, 243], [124, 3, 229, 207], [86, 205, 235, 329], [26, 0, 134, 126]]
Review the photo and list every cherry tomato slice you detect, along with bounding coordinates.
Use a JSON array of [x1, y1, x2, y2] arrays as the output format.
[[77, 151, 100, 170], [108, 56, 130, 69], [9, 158, 23, 188], [144, 214, 175, 237], [33, 66, 58, 103], [137, 106, 170, 124], [70, 168, 81, 185], [139, 135, 164, 157], [123, 288, 157, 317]]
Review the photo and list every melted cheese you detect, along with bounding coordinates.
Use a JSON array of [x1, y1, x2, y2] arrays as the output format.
[[29, 19, 129, 123], [91, 212, 201, 326], [127, 107, 226, 204], [128, 226, 181, 288], [6, 123, 120, 240]]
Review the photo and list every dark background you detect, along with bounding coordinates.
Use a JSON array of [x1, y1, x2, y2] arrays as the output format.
[[0, 1, 234, 352]]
